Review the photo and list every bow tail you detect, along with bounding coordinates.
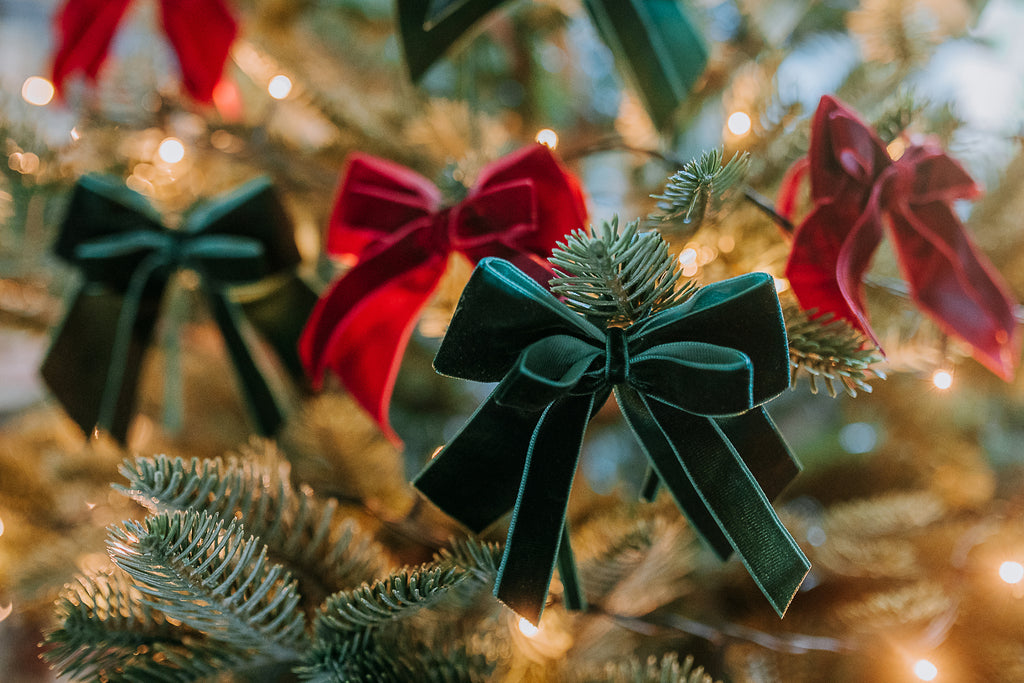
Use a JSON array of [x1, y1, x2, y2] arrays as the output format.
[[159, 0, 237, 102], [888, 201, 1020, 379], [41, 281, 163, 443], [51, 0, 133, 92], [414, 395, 542, 534], [495, 394, 594, 625], [299, 241, 446, 443], [715, 408, 801, 500], [201, 283, 287, 437], [618, 386, 809, 617]]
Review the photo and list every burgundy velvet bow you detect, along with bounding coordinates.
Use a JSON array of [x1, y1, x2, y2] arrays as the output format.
[[51, 0, 237, 102], [780, 95, 1019, 379], [299, 144, 588, 443]]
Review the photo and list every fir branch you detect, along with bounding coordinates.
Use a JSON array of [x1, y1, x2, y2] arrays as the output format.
[[872, 90, 923, 145], [433, 537, 504, 582], [649, 149, 750, 235], [117, 451, 386, 596], [107, 510, 308, 662], [42, 569, 195, 681], [549, 218, 697, 325], [784, 302, 886, 397], [299, 632, 491, 683], [313, 564, 467, 637], [572, 652, 718, 683]]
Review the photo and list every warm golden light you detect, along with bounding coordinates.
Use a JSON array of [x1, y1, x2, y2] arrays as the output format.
[[913, 659, 938, 681], [69, 127, 81, 141], [517, 617, 539, 637], [774, 277, 790, 293], [677, 248, 698, 267], [931, 370, 953, 390], [268, 74, 293, 100], [157, 137, 186, 164], [21, 76, 55, 106], [727, 111, 752, 136], [535, 128, 559, 149], [999, 560, 1024, 584]]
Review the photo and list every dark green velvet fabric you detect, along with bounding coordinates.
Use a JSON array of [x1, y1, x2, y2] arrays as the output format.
[[415, 257, 810, 624], [41, 174, 314, 442]]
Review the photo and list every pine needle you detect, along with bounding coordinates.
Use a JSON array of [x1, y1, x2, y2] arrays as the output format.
[[649, 149, 750, 235], [108, 510, 308, 661], [314, 564, 467, 636], [549, 218, 697, 325], [571, 652, 719, 683], [784, 302, 886, 398]]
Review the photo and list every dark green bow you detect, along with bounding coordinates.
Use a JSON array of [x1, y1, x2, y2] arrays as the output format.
[[414, 257, 809, 624], [41, 174, 317, 443]]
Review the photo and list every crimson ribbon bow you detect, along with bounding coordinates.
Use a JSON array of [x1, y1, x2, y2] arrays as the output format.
[[299, 144, 588, 443], [779, 95, 1020, 379], [51, 0, 237, 102]]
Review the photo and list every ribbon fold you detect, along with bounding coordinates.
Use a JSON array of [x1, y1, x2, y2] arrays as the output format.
[[51, 0, 237, 102], [299, 144, 587, 444], [414, 258, 809, 624], [41, 174, 316, 443], [781, 95, 1020, 379]]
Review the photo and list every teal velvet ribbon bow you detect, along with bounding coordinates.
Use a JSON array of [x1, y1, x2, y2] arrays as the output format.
[[41, 174, 316, 443], [414, 258, 810, 624]]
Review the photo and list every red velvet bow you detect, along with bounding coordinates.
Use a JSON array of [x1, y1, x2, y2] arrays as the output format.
[[51, 0, 237, 102], [780, 95, 1020, 380], [299, 144, 588, 443]]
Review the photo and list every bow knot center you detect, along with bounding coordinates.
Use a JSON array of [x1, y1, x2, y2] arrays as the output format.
[[604, 326, 630, 385]]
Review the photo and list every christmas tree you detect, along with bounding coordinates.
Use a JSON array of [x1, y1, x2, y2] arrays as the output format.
[[2, 0, 1024, 680]]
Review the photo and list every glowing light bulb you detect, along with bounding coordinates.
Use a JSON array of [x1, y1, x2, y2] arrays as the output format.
[[517, 617, 539, 637], [773, 277, 789, 293], [70, 127, 81, 141], [1000, 561, 1024, 584], [913, 659, 938, 681], [727, 111, 752, 136], [21, 76, 55, 106], [157, 137, 186, 164], [535, 128, 558, 149], [677, 248, 698, 267], [268, 74, 293, 100], [931, 370, 953, 390]]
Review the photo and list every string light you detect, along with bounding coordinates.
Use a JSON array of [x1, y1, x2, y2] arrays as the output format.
[[21, 76, 55, 106], [517, 617, 539, 637], [69, 127, 80, 141], [535, 128, 559, 149], [157, 137, 186, 164], [913, 659, 938, 681], [999, 560, 1024, 584], [773, 277, 790, 293], [267, 74, 293, 100], [931, 369, 953, 390], [727, 111, 752, 136]]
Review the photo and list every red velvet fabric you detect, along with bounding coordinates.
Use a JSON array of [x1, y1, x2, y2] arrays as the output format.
[[781, 95, 1019, 380], [51, 0, 237, 102], [300, 144, 588, 443]]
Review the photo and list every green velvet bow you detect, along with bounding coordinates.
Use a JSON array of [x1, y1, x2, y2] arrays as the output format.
[[41, 174, 316, 443], [414, 257, 809, 624]]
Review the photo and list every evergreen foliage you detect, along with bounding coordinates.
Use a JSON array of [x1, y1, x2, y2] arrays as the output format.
[[783, 301, 886, 397], [549, 218, 698, 326], [573, 652, 718, 683], [108, 510, 308, 660], [649, 149, 750, 234], [117, 449, 387, 595]]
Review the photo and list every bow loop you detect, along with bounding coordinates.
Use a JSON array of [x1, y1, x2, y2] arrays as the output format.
[[328, 154, 443, 257], [494, 336, 602, 411], [448, 179, 537, 254], [630, 342, 754, 415]]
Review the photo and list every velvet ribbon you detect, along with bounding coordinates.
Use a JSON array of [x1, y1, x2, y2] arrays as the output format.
[[414, 258, 809, 624], [41, 174, 314, 443], [51, 0, 237, 102], [780, 95, 1020, 379], [299, 144, 587, 444]]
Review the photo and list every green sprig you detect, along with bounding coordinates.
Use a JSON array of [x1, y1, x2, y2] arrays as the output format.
[[549, 217, 697, 326], [649, 149, 750, 234]]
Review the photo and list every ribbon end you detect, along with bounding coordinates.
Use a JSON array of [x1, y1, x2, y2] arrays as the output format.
[[764, 553, 811, 619]]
